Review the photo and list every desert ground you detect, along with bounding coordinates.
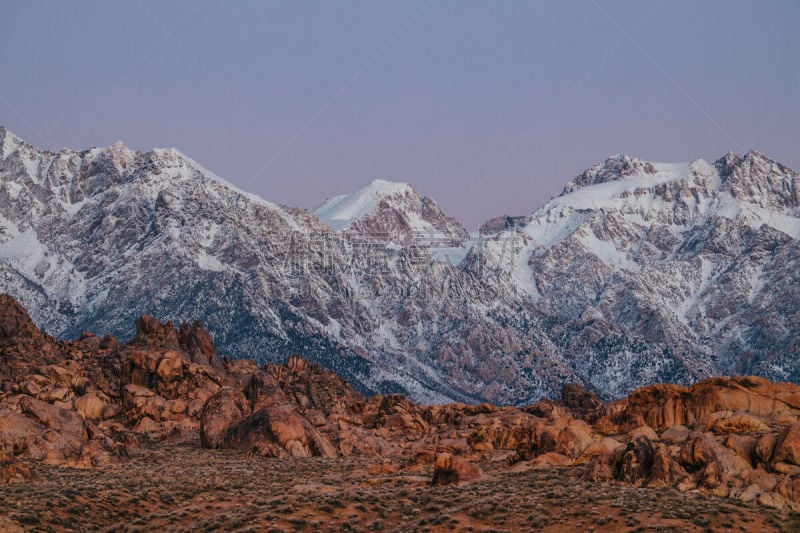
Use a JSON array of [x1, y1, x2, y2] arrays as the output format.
[[0, 432, 795, 533]]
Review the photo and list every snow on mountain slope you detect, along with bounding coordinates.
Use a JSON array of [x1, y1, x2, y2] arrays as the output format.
[[1, 124, 799, 404], [0, 128, 384, 395], [469, 151, 800, 396], [314, 179, 468, 247], [315, 179, 414, 230], [0, 128, 558, 404]]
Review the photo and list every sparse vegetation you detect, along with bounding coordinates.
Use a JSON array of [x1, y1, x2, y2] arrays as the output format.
[[0, 432, 790, 532]]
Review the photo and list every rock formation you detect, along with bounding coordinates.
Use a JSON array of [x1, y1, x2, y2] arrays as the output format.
[[1, 294, 800, 513]]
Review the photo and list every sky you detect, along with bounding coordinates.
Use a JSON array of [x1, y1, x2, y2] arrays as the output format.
[[1, 0, 799, 228]]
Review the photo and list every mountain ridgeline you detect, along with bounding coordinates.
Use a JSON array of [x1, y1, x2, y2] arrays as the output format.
[[0, 126, 798, 404]]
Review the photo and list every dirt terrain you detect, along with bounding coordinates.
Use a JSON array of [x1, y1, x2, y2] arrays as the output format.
[[3, 293, 800, 531], [0, 433, 793, 532]]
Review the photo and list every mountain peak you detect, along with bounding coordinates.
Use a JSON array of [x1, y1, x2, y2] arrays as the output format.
[[105, 139, 136, 158], [368, 178, 414, 194], [561, 154, 657, 195], [715, 149, 798, 210], [0, 126, 24, 159], [313, 179, 417, 231], [740, 150, 794, 174], [716, 149, 794, 174], [314, 179, 467, 244], [714, 150, 742, 178]]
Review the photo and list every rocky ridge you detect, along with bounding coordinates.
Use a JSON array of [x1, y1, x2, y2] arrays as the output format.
[[0, 126, 555, 404], [473, 151, 800, 399], [2, 295, 800, 513], [1, 126, 799, 404]]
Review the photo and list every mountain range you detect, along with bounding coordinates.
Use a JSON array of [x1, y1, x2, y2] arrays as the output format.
[[0, 125, 797, 404]]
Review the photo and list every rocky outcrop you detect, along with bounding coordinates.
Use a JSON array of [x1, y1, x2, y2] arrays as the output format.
[[557, 377, 800, 511], [618, 376, 800, 431], [184, 319, 800, 510], [431, 452, 483, 485], [0, 450, 32, 483], [0, 296, 234, 474], [3, 294, 800, 514], [200, 387, 250, 449], [774, 423, 800, 467], [561, 153, 656, 193], [0, 296, 130, 471]]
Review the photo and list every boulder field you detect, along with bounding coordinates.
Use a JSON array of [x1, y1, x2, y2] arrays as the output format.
[[1, 294, 800, 512]]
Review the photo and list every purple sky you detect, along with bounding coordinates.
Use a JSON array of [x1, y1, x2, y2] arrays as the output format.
[[2, 1, 799, 228]]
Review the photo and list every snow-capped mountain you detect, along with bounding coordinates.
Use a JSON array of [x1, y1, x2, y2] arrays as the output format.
[[314, 178, 475, 267], [472, 152, 799, 396], [314, 179, 468, 245], [0, 126, 552, 403], [1, 125, 798, 404]]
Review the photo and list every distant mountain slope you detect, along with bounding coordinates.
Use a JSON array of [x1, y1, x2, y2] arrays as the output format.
[[0, 127, 555, 404], [1, 125, 798, 404], [472, 152, 800, 396]]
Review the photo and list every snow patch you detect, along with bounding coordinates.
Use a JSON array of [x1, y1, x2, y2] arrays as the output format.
[[195, 250, 225, 272], [0, 227, 46, 273], [4, 181, 23, 200], [577, 228, 639, 271], [61, 199, 86, 217], [747, 262, 766, 305], [512, 241, 540, 299], [22, 158, 39, 181], [523, 207, 590, 248], [428, 246, 469, 266], [554, 161, 692, 211], [671, 255, 716, 334]]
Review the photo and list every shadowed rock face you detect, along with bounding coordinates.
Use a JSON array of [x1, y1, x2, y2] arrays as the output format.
[[2, 295, 800, 513]]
